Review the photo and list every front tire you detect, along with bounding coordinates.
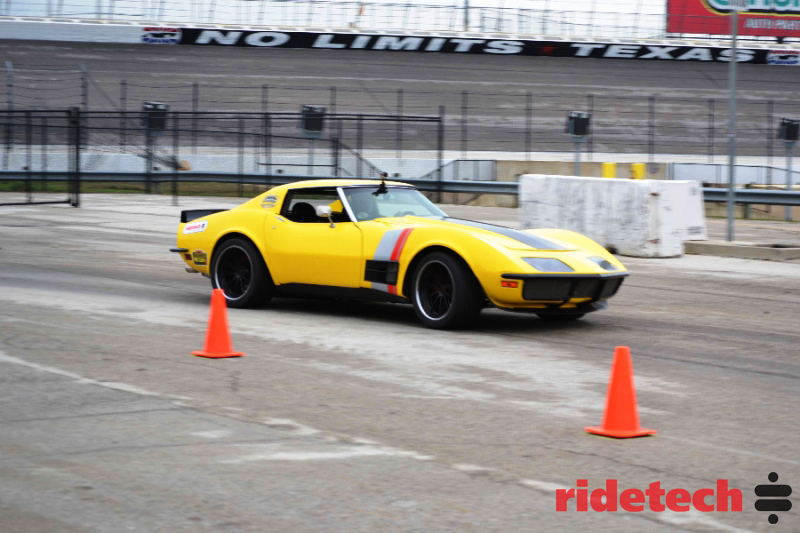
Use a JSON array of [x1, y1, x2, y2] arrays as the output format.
[[211, 237, 274, 308], [411, 251, 482, 329]]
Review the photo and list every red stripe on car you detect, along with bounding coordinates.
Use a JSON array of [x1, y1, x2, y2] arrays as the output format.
[[390, 228, 413, 261]]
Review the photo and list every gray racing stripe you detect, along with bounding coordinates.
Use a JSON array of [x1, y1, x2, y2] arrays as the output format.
[[373, 230, 404, 261], [443, 218, 567, 250]]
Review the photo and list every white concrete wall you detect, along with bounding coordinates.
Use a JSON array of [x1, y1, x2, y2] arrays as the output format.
[[0, 20, 143, 43], [519, 174, 705, 258]]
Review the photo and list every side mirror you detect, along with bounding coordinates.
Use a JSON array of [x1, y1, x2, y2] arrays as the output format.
[[315, 205, 335, 228]]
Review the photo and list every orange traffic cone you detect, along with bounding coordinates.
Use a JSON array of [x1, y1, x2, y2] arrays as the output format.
[[584, 346, 655, 438], [191, 289, 244, 359]]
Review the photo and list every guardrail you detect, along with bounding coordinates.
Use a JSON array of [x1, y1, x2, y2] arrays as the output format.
[[700, 188, 800, 206], [3, 171, 800, 206]]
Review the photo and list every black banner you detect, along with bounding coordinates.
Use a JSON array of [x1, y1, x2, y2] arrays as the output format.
[[159, 28, 773, 64]]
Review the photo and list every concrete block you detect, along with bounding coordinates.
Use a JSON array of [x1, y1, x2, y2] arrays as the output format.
[[519, 174, 697, 258]]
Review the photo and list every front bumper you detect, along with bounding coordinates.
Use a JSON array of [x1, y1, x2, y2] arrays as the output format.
[[496, 272, 629, 309]]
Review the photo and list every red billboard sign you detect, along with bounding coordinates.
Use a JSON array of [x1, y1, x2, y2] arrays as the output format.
[[667, 0, 800, 37]]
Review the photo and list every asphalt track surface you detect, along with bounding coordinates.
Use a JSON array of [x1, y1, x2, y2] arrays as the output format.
[[1, 193, 800, 532], [3, 40, 800, 154]]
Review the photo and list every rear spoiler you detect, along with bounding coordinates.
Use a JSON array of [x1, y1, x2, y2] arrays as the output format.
[[180, 209, 227, 223]]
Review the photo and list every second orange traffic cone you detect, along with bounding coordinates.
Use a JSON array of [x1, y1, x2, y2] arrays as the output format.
[[584, 346, 655, 438], [191, 289, 244, 359]]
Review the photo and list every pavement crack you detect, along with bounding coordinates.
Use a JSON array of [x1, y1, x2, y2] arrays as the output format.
[[0, 407, 183, 425], [538, 445, 721, 485]]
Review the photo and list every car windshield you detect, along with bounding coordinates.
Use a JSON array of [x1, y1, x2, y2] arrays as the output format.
[[344, 187, 448, 222]]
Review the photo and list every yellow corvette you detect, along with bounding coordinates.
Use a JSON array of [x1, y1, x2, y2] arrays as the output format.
[[171, 179, 627, 329]]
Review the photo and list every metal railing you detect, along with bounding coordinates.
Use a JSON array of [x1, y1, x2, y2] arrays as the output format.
[[4, 168, 800, 207]]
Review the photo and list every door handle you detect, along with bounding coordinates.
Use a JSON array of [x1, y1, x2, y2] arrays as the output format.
[[272, 215, 288, 229]]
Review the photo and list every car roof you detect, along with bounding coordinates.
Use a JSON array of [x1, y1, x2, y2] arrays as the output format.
[[271, 179, 412, 192]]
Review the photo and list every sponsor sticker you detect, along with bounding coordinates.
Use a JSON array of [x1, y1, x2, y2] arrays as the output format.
[[767, 50, 800, 65], [142, 27, 181, 44], [192, 250, 208, 265], [183, 220, 208, 234]]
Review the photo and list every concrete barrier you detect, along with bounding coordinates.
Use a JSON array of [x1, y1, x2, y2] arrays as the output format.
[[0, 20, 142, 43], [519, 174, 706, 257]]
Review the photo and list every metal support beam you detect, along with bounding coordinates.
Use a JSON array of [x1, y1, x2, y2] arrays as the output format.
[[726, 8, 740, 242]]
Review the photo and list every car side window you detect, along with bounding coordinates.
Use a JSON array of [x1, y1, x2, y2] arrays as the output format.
[[280, 188, 351, 223]]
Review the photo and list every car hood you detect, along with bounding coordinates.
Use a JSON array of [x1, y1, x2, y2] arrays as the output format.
[[370, 216, 577, 251]]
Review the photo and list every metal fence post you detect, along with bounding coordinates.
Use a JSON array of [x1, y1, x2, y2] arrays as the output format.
[[238, 116, 244, 197], [25, 110, 31, 203], [263, 112, 271, 185], [437, 105, 445, 203], [649, 95, 655, 165], [357, 114, 363, 177], [461, 90, 468, 158], [172, 112, 179, 206], [261, 85, 269, 114], [120, 80, 127, 152], [708, 99, 715, 163], [308, 136, 314, 176], [71, 107, 81, 207], [587, 94, 594, 161], [5, 61, 13, 170], [41, 116, 48, 191], [767, 100, 774, 187], [3, 111, 9, 171], [396, 88, 403, 159], [333, 136, 340, 177], [329, 86, 337, 115], [79, 64, 88, 112], [785, 142, 794, 221], [192, 82, 199, 154], [79, 64, 88, 147], [525, 92, 532, 161], [144, 118, 152, 195]]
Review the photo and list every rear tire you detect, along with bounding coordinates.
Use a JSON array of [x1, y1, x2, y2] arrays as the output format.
[[211, 237, 274, 308], [411, 251, 482, 330], [536, 313, 585, 322]]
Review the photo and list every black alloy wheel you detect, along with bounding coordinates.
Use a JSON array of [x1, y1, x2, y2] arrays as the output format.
[[211, 237, 274, 308], [412, 251, 483, 329], [416, 260, 454, 320]]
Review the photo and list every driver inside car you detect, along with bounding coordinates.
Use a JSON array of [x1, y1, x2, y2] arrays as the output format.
[[345, 189, 382, 221]]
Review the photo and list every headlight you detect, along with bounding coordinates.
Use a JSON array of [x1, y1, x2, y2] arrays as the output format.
[[588, 256, 619, 271], [522, 258, 574, 272]]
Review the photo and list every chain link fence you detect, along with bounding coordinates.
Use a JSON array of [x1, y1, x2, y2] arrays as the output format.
[[109, 81, 800, 159], [0, 109, 443, 203], [5, 64, 800, 161], [0, 109, 81, 205], [4, 0, 795, 42]]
